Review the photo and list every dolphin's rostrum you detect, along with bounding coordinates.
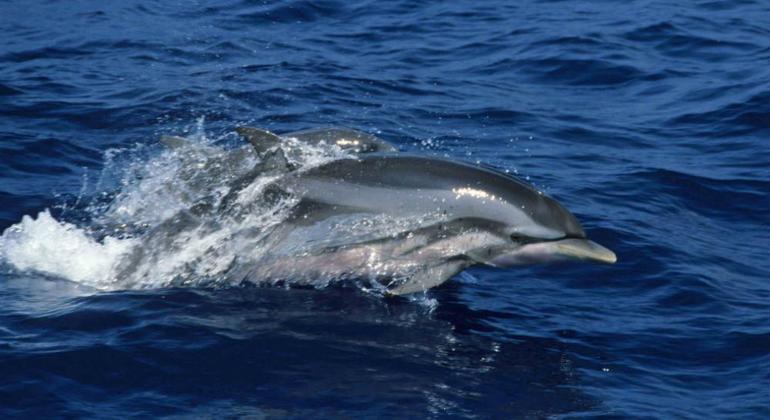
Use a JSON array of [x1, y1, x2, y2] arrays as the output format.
[[146, 126, 616, 295]]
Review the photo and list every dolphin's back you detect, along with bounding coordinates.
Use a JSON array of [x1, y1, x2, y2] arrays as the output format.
[[283, 155, 585, 239], [287, 128, 398, 153]]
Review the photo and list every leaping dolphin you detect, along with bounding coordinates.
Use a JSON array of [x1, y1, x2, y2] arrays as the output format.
[[132, 126, 615, 295], [224, 127, 616, 295]]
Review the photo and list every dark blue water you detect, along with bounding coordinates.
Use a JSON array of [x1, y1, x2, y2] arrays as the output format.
[[2, 1, 769, 417]]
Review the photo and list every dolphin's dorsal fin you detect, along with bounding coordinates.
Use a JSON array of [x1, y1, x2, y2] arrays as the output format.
[[160, 135, 188, 149], [235, 127, 281, 155], [259, 147, 292, 173], [236, 127, 292, 171], [217, 147, 293, 211]]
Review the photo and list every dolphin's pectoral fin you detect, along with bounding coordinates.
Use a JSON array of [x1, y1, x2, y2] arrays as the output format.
[[385, 260, 468, 296], [160, 135, 188, 149], [235, 127, 282, 155]]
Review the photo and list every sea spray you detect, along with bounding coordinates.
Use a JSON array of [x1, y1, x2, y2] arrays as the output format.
[[0, 210, 137, 289], [0, 127, 354, 291]]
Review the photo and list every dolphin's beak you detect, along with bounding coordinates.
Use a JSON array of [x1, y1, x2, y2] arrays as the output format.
[[548, 238, 617, 264], [485, 238, 617, 266]]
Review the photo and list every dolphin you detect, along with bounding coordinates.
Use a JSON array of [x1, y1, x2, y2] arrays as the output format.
[[220, 128, 616, 295], [239, 153, 616, 295], [132, 127, 615, 295]]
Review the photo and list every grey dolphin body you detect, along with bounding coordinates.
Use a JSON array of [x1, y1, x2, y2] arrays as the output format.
[[243, 153, 616, 295], [147, 128, 615, 295]]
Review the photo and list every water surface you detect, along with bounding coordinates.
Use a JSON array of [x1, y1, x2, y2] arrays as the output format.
[[1, 1, 769, 417]]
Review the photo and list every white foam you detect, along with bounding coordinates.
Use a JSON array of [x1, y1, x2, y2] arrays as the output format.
[[0, 210, 136, 289]]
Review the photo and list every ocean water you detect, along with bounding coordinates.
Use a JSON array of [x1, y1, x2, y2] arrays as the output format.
[[1, 0, 769, 418]]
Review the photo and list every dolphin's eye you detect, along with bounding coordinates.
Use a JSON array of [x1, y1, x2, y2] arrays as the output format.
[[510, 233, 534, 243]]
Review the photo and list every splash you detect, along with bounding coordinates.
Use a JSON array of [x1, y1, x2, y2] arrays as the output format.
[[0, 210, 137, 288], [0, 126, 352, 291]]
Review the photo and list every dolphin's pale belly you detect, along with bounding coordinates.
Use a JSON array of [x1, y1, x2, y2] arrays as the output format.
[[244, 220, 504, 293]]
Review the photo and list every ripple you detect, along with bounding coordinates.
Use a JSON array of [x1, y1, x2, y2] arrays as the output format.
[[485, 57, 647, 86], [0, 83, 23, 96], [632, 169, 770, 222], [236, 0, 349, 24], [669, 90, 770, 136], [624, 21, 761, 61]]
